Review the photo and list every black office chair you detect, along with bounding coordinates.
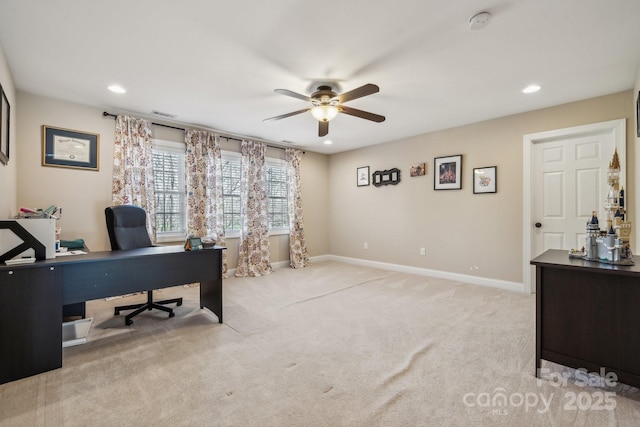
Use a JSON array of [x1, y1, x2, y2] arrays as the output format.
[[105, 205, 182, 326]]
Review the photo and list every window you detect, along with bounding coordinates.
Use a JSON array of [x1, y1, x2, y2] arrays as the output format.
[[221, 151, 289, 235], [221, 153, 242, 233], [266, 159, 289, 231], [150, 144, 288, 239], [152, 140, 186, 241]]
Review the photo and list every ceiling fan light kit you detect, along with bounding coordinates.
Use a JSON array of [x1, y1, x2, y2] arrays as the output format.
[[265, 83, 385, 137], [311, 105, 339, 122]]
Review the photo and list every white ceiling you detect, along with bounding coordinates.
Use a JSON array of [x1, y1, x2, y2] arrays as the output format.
[[1, 0, 639, 154]]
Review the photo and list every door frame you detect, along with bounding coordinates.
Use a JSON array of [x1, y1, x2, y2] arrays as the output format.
[[522, 119, 626, 293]]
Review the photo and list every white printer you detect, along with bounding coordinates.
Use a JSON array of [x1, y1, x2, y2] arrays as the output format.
[[0, 218, 57, 261]]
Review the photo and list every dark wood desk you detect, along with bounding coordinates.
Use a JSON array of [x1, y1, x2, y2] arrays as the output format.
[[531, 249, 640, 387], [0, 246, 224, 384]]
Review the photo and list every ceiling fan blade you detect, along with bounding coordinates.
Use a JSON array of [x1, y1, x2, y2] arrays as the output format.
[[274, 88, 311, 102], [338, 83, 380, 103], [263, 108, 310, 122], [319, 121, 329, 137], [339, 105, 386, 123]]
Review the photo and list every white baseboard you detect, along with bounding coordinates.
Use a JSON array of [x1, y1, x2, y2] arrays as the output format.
[[227, 259, 296, 277], [230, 255, 525, 293], [271, 260, 291, 269], [313, 255, 525, 293]]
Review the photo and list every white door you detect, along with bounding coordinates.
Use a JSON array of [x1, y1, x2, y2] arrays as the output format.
[[533, 134, 614, 254], [523, 119, 626, 293]]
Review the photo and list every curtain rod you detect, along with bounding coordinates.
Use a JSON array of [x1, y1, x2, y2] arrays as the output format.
[[102, 111, 298, 152]]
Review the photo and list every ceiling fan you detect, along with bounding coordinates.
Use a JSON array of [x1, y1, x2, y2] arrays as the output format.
[[264, 83, 385, 137]]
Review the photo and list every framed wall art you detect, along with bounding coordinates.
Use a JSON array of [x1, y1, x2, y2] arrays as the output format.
[[434, 155, 462, 190], [473, 166, 497, 194], [410, 162, 426, 177], [42, 125, 100, 170], [0, 84, 9, 166], [372, 168, 401, 186], [357, 166, 370, 187]]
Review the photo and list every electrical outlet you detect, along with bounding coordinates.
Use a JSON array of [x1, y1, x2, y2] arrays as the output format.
[[420, 248, 426, 256], [364, 242, 368, 250]]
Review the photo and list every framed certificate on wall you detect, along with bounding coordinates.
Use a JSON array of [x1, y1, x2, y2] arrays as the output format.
[[42, 125, 99, 170]]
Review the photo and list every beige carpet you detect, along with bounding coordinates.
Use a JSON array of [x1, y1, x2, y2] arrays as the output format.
[[1, 261, 639, 426]]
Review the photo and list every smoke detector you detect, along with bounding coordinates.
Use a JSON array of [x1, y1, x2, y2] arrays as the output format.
[[469, 12, 491, 30]]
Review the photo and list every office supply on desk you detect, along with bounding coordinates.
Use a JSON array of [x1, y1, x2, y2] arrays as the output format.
[[4, 257, 36, 265], [55, 250, 87, 257], [184, 236, 203, 251], [19, 206, 38, 214], [60, 238, 85, 249], [0, 245, 224, 384], [17, 205, 60, 219], [105, 205, 183, 325]]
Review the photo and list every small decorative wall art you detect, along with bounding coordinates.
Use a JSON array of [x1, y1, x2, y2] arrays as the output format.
[[357, 166, 370, 187], [372, 168, 401, 186], [434, 155, 462, 190], [42, 125, 100, 171], [410, 163, 426, 177], [473, 166, 497, 194]]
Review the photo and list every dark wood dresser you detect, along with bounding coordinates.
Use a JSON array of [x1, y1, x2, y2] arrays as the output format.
[[531, 249, 640, 387]]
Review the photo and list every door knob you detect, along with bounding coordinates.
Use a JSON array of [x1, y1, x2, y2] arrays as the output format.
[[534, 222, 542, 228]]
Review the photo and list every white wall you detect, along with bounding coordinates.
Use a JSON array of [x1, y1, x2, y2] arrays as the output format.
[[17, 92, 116, 250], [328, 91, 635, 284], [0, 42, 17, 219], [15, 92, 330, 261], [11, 85, 638, 286]]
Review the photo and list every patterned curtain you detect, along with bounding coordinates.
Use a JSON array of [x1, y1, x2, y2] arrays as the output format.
[[185, 129, 227, 276], [112, 115, 157, 242], [285, 148, 310, 268], [235, 140, 273, 277]]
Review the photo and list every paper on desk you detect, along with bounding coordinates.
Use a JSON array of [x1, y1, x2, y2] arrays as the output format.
[[55, 250, 87, 257]]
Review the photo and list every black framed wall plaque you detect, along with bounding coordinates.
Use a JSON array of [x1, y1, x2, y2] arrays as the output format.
[[42, 125, 99, 170]]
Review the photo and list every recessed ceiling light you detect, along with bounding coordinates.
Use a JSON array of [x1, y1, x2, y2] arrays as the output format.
[[522, 84, 541, 94], [108, 84, 126, 94], [323, 140, 333, 145]]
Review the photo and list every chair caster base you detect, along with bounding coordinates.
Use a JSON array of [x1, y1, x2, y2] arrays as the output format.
[[114, 293, 182, 325]]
